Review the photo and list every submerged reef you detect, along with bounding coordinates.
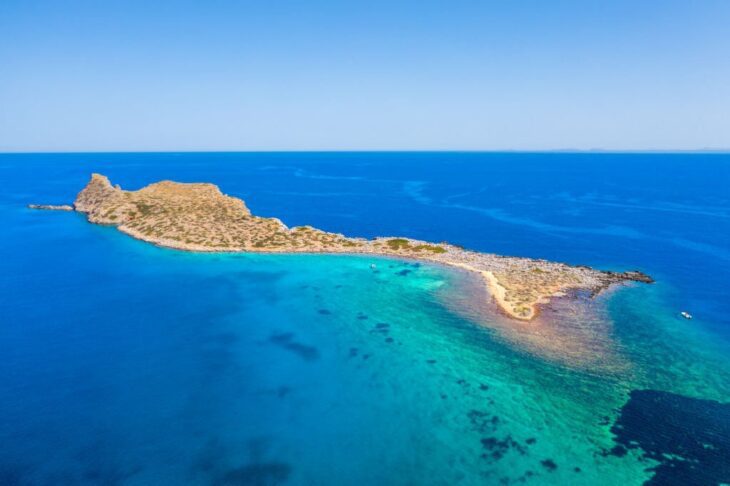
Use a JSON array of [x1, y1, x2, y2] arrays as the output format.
[[33, 173, 653, 321], [610, 389, 730, 485]]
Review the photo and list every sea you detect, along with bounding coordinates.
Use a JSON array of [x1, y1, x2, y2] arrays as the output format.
[[1, 152, 729, 485]]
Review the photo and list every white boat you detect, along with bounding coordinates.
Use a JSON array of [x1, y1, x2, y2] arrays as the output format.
[[370, 263, 377, 269], [680, 311, 693, 320]]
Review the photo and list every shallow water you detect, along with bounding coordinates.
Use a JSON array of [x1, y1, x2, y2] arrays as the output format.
[[1, 152, 729, 485]]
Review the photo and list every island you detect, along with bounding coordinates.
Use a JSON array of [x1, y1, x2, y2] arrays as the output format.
[[33, 173, 653, 320]]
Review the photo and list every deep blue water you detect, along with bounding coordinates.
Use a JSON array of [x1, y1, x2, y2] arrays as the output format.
[[1, 152, 729, 485]]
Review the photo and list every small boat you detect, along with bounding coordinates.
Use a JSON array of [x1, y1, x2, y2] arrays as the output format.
[[370, 263, 377, 269], [680, 311, 693, 320]]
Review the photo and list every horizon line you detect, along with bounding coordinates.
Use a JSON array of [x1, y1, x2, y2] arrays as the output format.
[[1, 148, 730, 155]]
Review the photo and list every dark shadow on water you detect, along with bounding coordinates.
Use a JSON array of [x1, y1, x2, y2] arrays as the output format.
[[269, 332, 320, 362], [213, 462, 292, 486], [194, 437, 293, 486], [193, 438, 227, 475], [610, 389, 730, 485], [84, 464, 143, 486], [75, 439, 144, 486]]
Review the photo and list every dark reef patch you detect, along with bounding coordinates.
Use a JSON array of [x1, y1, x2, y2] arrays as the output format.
[[608, 445, 627, 457], [396, 269, 411, 276], [467, 410, 500, 434], [268, 333, 320, 361], [610, 389, 730, 485], [540, 459, 557, 472], [213, 462, 292, 486], [75, 439, 144, 486], [480, 435, 526, 461], [317, 309, 331, 315]]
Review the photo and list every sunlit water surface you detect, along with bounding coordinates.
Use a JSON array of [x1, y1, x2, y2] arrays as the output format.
[[1, 153, 729, 485]]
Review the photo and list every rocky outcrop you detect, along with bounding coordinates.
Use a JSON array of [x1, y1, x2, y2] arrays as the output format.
[[28, 204, 74, 211], [74, 173, 121, 215], [608, 270, 655, 284]]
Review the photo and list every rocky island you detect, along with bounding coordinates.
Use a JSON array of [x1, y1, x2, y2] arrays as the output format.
[[34, 174, 653, 320]]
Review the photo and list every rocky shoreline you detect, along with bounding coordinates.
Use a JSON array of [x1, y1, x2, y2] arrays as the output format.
[[28, 204, 74, 211], [32, 173, 653, 320]]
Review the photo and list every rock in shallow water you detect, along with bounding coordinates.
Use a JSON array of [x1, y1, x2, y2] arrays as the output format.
[[28, 204, 74, 211]]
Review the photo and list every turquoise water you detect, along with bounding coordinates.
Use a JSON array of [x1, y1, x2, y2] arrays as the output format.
[[1, 153, 729, 485]]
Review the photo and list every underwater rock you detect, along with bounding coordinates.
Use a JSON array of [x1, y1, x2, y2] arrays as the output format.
[[268, 333, 320, 362], [540, 459, 557, 471], [480, 435, 526, 461]]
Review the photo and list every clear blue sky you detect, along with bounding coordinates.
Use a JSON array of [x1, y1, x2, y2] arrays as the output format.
[[1, 0, 728, 151]]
